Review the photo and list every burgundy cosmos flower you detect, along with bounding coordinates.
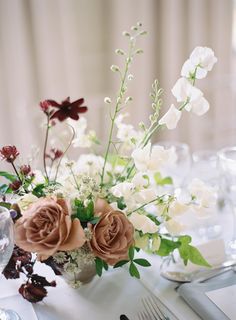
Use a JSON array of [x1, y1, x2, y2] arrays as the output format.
[[40, 97, 88, 122], [0, 145, 19, 163]]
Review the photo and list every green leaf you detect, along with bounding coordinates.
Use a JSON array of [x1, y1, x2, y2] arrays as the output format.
[[0, 171, 17, 182], [188, 246, 211, 267], [154, 172, 173, 186], [89, 216, 100, 225], [0, 202, 11, 209], [95, 257, 103, 277], [103, 261, 109, 271], [0, 184, 12, 195], [133, 259, 151, 267], [113, 260, 129, 268], [128, 246, 135, 260], [32, 184, 46, 197], [74, 199, 95, 222], [178, 235, 211, 267], [129, 262, 140, 279], [157, 238, 180, 256]]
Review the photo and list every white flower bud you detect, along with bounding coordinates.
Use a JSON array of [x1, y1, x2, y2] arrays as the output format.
[[131, 26, 138, 31], [122, 31, 130, 37], [136, 49, 144, 54], [139, 31, 147, 36], [115, 49, 125, 55], [137, 22, 142, 27], [104, 97, 112, 104], [110, 65, 120, 72], [125, 96, 132, 104], [128, 74, 134, 81]]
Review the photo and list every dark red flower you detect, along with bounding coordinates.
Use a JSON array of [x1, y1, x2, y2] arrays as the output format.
[[0, 146, 19, 163], [49, 97, 88, 122], [9, 180, 22, 191], [46, 148, 63, 161], [19, 283, 47, 303], [20, 165, 31, 175]]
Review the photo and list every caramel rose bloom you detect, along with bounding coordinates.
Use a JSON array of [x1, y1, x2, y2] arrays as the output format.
[[15, 197, 86, 260], [90, 199, 134, 265]]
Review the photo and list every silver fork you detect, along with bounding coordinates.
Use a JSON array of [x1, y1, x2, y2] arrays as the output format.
[[137, 295, 170, 320]]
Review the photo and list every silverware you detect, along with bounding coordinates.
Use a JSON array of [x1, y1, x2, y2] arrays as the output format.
[[161, 260, 236, 283], [138, 295, 171, 320]]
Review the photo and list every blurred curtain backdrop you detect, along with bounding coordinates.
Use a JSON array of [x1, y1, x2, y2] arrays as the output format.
[[0, 0, 234, 167]]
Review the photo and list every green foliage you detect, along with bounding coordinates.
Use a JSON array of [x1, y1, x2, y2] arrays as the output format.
[[95, 257, 109, 277], [157, 238, 180, 256], [113, 260, 129, 268], [0, 202, 11, 209], [133, 259, 151, 267], [178, 236, 211, 267], [0, 171, 17, 182], [32, 184, 46, 197], [129, 262, 140, 279], [154, 172, 173, 186], [113, 246, 151, 279], [0, 184, 12, 195], [73, 199, 99, 224]]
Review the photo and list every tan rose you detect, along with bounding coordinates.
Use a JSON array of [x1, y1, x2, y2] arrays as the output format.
[[90, 199, 134, 265], [15, 197, 85, 260]]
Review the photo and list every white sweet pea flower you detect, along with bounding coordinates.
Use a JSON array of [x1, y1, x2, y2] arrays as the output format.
[[165, 219, 185, 235], [134, 232, 149, 250], [32, 170, 45, 184], [172, 77, 203, 110], [181, 59, 208, 79], [129, 212, 158, 234], [115, 113, 143, 150], [75, 154, 110, 182], [111, 182, 135, 199], [152, 236, 161, 251], [68, 117, 97, 148], [132, 143, 177, 172], [168, 200, 189, 218], [190, 96, 209, 116], [190, 47, 217, 72], [132, 172, 149, 189], [188, 178, 217, 208], [134, 188, 157, 204], [159, 104, 182, 129], [131, 143, 151, 171]]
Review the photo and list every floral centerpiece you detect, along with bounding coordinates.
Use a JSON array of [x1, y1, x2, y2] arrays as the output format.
[[0, 23, 217, 303]]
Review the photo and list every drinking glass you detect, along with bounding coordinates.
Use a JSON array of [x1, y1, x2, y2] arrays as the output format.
[[155, 141, 191, 189], [218, 146, 236, 258], [0, 206, 21, 320], [192, 149, 222, 239]]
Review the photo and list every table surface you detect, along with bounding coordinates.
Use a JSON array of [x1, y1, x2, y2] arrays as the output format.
[[0, 210, 233, 320]]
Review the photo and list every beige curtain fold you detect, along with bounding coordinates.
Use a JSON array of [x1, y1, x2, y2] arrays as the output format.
[[0, 0, 234, 171]]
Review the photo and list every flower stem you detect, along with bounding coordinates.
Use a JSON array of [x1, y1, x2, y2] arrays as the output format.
[[11, 162, 22, 183], [100, 40, 134, 187], [54, 125, 75, 182], [43, 116, 50, 182]]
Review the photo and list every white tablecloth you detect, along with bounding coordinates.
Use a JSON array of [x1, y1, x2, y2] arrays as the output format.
[[0, 211, 233, 320]]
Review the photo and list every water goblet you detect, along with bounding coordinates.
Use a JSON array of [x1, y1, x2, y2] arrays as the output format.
[[192, 149, 222, 240], [218, 146, 236, 258], [0, 206, 21, 320]]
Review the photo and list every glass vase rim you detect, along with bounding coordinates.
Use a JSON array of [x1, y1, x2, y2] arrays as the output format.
[[217, 146, 236, 161]]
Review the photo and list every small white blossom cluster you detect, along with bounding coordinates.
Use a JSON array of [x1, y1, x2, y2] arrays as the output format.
[[58, 174, 100, 204], [53, 244, 95, 288], [69, 117, 98, 149], [115, 113, 144, 152], [159, 47, 217, 130]]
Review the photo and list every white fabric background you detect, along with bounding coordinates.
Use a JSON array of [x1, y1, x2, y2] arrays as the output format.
[[0, 0, 234, 170]]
